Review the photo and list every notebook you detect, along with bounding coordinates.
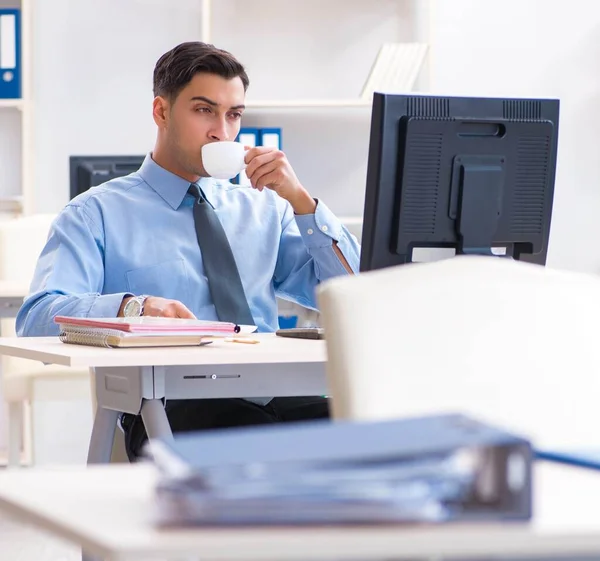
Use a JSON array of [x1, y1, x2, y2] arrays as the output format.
[[54, 316, 256, 349]]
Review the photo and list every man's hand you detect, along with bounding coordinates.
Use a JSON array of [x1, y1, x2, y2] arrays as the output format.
[[244, 146, 316, 215], [118, 296, 195, 318]]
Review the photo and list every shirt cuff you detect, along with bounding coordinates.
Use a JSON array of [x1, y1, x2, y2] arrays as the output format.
[[295, 199, 343, 249], [87, 292, 132, 318]]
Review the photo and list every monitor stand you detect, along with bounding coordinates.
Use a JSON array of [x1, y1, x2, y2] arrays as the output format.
[[453, 155, 505, 258]]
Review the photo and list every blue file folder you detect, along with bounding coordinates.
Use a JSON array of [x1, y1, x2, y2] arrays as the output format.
[[0, 9, 20, 99], [259, 127, 282, 149], [234, 128, 259, 185]]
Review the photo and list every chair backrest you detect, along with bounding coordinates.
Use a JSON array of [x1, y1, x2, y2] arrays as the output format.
[[0, 214, 57, 374], [0, 213, 57, 284], [317, 255, 600, 450]]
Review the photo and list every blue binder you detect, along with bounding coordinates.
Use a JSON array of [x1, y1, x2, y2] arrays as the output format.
[[0, 9, 20, 99], [147, 413, 533, 526], [259, 127, 282, 150], [233, 127, 259, 185]]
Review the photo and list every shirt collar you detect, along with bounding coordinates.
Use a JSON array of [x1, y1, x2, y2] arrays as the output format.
[[137, 153, 215, 210]]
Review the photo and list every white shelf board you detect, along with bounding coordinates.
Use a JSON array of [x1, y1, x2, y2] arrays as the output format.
[[0, 452, 30, 468], [339, 216, 363, 225], [0, 99, 24, 110], [0, 196, 23, 214], [245, 99, 371, 109]]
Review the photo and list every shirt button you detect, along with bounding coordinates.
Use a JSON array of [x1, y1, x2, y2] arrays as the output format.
[[307, 228, 314, 235], [321, 225, 328, 232]]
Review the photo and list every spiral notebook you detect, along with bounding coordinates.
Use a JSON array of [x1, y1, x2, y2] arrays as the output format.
[[54, 316, 254, 349]]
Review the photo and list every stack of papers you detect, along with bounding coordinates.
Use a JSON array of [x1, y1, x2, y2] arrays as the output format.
[[145, 413, 533, 526], [54, 316, 256, 348]]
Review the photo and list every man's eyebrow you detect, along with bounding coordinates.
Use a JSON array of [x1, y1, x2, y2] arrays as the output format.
[[190, 95, 218, 106], [190, 96, 245, 110]]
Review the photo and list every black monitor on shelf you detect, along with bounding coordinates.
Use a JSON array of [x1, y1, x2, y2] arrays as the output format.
[[359, 93, 560, 271], [69, 155, 145, 199]]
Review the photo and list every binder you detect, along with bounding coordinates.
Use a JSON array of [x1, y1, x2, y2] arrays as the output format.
[[259, 127, 282, 150], [147, 413, 533, 526], [234, 127, 259, 185], [0, 9, 20, 99]]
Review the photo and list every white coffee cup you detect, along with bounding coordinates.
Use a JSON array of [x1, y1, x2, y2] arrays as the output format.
[[201, 141, 247, 180]]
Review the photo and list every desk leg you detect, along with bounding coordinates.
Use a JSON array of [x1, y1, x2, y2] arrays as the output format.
[[141, 399, 173, 441], [7, 401, 23, 467], [82, 410, 115, 560], [87, 407, 118, 465]]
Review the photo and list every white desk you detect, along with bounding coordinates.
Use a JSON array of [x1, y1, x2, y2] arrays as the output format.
[[0, 334, 327, 463], [0, 462, 600, 561]]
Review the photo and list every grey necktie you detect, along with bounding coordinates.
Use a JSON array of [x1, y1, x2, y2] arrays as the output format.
[[188, 184, 255, 326], [189, 184, 271, 406]]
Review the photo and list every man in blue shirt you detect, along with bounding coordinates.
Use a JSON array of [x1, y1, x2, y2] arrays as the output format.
[[17, 42, 360, 460]]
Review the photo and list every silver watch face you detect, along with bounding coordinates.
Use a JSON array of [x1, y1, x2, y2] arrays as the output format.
[[124, 298, 142, 317]]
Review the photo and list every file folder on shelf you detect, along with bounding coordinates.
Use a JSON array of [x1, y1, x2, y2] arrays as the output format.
[[361, 42, 427, 100], [259, 127, 282, 149], [0, 9, 20, 99], [234, 128, 259, 185], [146, 413, 533, 527]]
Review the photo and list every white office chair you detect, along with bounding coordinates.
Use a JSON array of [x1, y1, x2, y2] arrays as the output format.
[[317, 255, 600, 450], [0, 214, 91, 466]]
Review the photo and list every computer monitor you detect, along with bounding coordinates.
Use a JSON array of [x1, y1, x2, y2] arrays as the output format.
[[69, 155, 145, 199], [360, 93, 559, 271]]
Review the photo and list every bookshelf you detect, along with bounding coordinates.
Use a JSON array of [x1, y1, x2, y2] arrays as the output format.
[[0, 0, 32, 218], [200, 1, 428, 111], [245, 99, 372, 110]]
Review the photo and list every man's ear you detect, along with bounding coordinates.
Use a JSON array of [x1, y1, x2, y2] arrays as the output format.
[[152, 96, 170, 128]]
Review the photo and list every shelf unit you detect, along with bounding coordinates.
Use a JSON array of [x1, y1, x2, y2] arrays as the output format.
[[199, 0, 428, 237], [0, 0, 32, 217], [245, 99, 372, 110], [0, 98, 23, 109], [200, 0, 428, 112]]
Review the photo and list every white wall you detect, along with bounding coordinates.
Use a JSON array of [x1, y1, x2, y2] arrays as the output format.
[[427, 0, 600, 273], [31, 0, 205, 212]]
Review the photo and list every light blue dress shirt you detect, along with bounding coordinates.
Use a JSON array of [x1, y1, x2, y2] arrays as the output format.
[[17, 154, 360, 337]]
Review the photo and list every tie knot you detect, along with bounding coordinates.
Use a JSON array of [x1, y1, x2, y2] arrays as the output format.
[[188, 183, 215, 209], [188, 184, 201, 200], [189, 184, 213, 206]]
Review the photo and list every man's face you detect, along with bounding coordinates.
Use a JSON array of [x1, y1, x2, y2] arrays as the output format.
[[162, 72, 246, 177]]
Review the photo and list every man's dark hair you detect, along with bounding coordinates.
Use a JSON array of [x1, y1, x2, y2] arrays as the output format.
[[153, 42, 249, 101]]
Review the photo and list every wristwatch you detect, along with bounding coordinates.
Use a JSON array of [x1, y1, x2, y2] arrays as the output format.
[[122, 295, 149, 317]]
